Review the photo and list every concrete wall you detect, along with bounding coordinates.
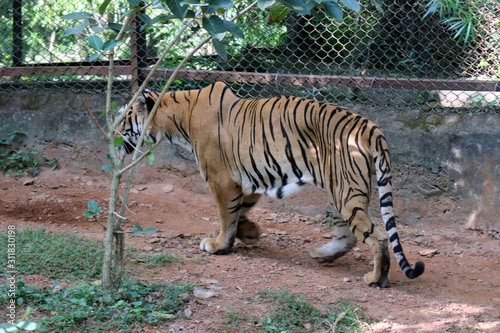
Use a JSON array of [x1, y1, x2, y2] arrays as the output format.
[[1, 89, 498, 234]]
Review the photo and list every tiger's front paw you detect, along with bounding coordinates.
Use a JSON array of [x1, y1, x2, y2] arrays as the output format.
[[200, 238, 230, 255]]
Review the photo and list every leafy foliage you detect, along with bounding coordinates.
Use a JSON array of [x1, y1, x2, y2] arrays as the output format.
[[0, 131, 39, 178], [0, 307, 40, 332], [60, 0, 362, 62], [423, 0, 500, 47], [0, 278, 193, 332]]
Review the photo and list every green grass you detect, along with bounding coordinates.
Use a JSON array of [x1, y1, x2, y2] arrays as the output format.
[[144, 252, 186, 268], [222, 307, 248, 330], [1, 278, 193, 332], [257, 288, 370, 332], [126, 246, 187, 268], [0, 229, 103, 281]]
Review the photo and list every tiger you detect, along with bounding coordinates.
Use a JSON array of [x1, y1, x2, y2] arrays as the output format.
[[116, 82, 424, 287]]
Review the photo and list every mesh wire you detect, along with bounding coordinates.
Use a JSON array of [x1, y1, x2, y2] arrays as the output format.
[[0, 0, 499, 110]]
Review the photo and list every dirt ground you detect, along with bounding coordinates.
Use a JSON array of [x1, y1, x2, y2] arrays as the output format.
[[1, 167, 499, 332]]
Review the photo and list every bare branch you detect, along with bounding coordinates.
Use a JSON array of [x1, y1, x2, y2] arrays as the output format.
[[93, 216, 107, 230], [83, 97, 107, 138]]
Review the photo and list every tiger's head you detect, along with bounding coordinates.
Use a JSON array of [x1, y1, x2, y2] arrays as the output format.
[[116, 90, 159, 155]]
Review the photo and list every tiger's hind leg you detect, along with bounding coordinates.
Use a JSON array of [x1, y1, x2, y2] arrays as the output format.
[[200, 179, 244, 255], [343, 205, 391, 288], [309, 209, 357, 262], [236, 194, 262, 245]]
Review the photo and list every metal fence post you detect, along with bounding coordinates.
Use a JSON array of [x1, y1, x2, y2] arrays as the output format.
[[130, 1, 148, 93], [12, 0, 23, 67]]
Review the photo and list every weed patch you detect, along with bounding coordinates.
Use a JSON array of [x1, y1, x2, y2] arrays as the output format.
[[0, 229, 103, 281], [257, 288, 370, 332], [0, 278, 193, 332]]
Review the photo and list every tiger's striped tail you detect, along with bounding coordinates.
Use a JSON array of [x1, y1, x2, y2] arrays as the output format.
[[372, 133, 425, 280]]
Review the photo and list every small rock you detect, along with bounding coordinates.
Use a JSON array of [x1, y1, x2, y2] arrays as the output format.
[[162, 184, 174, 193], [419, 249, 439, 257], [322, 233, 333, 239], [353, 252, 364, 260], [148, 238, 160, 244], [23, 179, 35, 186], [182, 306, 192, 317], [278, 218, 288, 223], [143, 245, 154, 251], [343, 277, 351, 283], [267, 228, 287, 235], [163, 230, 184, 239], [193, 287, 218, 299]]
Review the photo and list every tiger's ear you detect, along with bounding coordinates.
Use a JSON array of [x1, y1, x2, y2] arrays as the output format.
[[136, 89, 155, 115]]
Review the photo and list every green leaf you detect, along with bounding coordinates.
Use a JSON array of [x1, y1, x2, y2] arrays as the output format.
[[478, 59, 489, 67], [207, 0, 233, 14], [101, 165, 113, 172], [146, 150, 155, 165], [370, 0, 383, 12], [16, 321, 39, 331], [122, 6, 143, 16], [202, 15, 226, 41], [268, 5, 290, 22], [89, 53, 101, 61], [166, 0, 189, 20], [99, 0, 112, 15], [108, 23, 132, 32], [83, 211, 95, 217], [144, 227, 157, 234], [323, 1, 343, 20], [137, 13, 156, 26], [279, 0, 314, 15], [212, 38, 227, 61], [88, 200, 99, 211], [131, 230, 143, 236], [258, 0, 275, 10], [0, 323, 17, 333], [61, 12, 92, 20], [114, 136, 124, 147], [340, 0, 360, 12], [224, 20, 244, 39], [180, 0, 207, 5], [102, 39, 119, 52], [91, 26, 105, 33], [88, 35, 104, 51], [128, 0, 141, 6], [135, 223, 144, 231], [63, 20, 90, 36]]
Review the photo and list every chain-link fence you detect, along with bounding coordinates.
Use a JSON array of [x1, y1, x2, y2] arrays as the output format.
[[1, 0, 499, 111]]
